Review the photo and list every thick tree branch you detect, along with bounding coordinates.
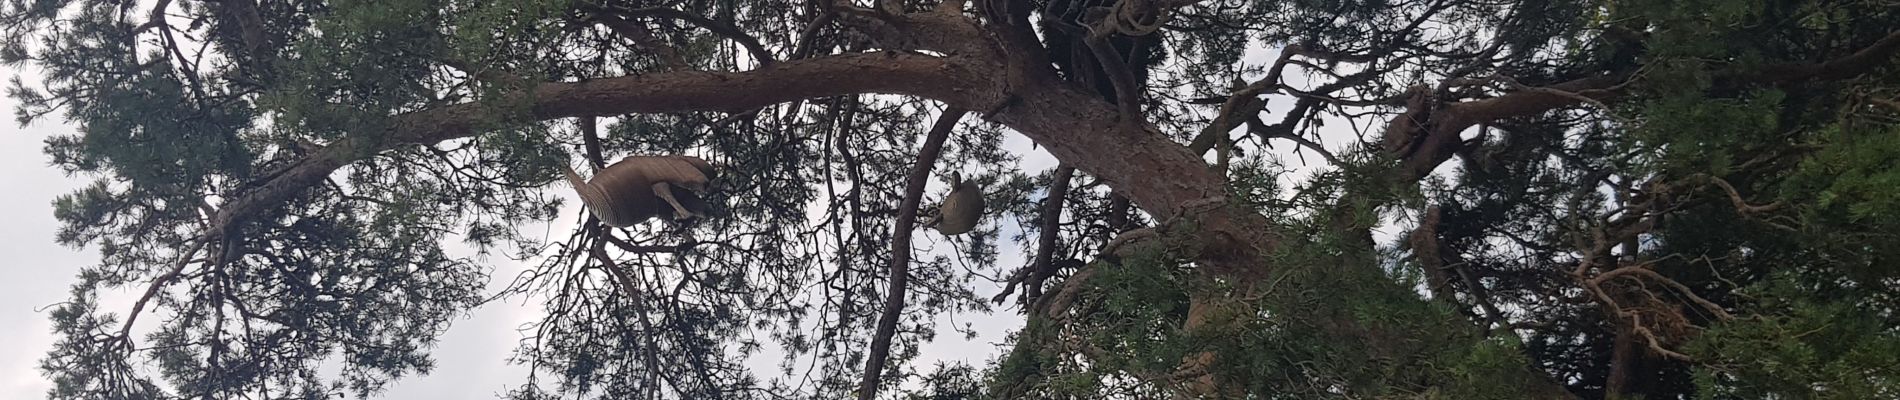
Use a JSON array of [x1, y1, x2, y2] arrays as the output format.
[[988, 82, 1238, 225], [1389, 73, 1628, 181], [1397, 31, 1900, 181], [1188, 44, 1299, 156], [187, 11, 1661, 396], [50, 4, 1900, 400], [209, 52, 985, 238], [1025, 165, 1075, 303], [857, 108, 967, 400], [223, 0, 269, 57]]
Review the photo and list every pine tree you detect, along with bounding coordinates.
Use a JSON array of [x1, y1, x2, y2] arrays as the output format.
[[5, 0, 1898, 398]]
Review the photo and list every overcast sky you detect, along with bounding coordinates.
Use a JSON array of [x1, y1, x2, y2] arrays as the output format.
[[1, 88, 96, 397]]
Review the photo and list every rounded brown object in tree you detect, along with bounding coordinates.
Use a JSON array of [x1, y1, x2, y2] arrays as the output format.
[[930, 172, 985, 235], [560, 155, 716, 227]]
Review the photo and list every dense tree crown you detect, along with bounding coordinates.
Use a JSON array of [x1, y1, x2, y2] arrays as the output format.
[[5, 0, 1899, 398]]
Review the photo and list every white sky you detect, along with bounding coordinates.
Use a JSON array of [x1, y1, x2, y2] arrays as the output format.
[[0, 92, 97, 398]]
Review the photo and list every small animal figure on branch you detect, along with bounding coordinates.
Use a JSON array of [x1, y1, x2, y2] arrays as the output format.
[[923, 172, 986, 235], [560, 155, 717, 227]]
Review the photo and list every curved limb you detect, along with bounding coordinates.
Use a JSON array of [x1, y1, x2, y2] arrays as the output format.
[[651, 182, 700, 220]]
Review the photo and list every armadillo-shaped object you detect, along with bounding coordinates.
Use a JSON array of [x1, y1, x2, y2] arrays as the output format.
[[561, 155, 715, 227], [929, 172, 985, 235]]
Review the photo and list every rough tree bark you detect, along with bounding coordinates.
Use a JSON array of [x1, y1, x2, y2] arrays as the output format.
[[857, 108, 966, 399]]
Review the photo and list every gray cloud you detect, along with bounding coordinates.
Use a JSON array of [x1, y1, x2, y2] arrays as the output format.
[[0, 93, 94, 397]]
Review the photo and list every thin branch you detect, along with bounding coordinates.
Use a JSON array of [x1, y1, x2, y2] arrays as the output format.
[[857, 107, 967, 400], [130, 0, 174, 33], [579, 116, 605, 168], [612, 7, 778, 66], [601, 232, 693, 254], [587, 237, 686, 399], [594, 13, 691, 70], [1082, 32, 1145, 120], [1450, 258, 1509, 329], [1251, 123, 1340, 165], [1697, 174, 1783, 214], [206, 52, 970, 241], [1592, 266, 1734, 321], [117, 239, 206, 347], [790, 10, 839, 60], [438, 57, 531, 88], [1396, 31, 1900, 181]]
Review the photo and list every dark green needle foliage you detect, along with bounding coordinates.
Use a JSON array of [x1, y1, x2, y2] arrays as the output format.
[[6, 0, 1900, 399]]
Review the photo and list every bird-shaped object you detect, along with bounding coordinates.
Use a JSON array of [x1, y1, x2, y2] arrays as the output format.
[[925, 172, 985, 235], [560, 155, 716, 227]]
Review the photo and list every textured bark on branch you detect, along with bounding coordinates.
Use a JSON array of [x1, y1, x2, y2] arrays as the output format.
[[857, 108, 967, 400], [211, 52, 986, 238], [1026, 165, 1075, 303]]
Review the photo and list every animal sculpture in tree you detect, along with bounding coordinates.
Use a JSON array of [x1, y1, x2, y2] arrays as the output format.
[[925, 171, 985, 235], [560, 155, 716, 227]]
